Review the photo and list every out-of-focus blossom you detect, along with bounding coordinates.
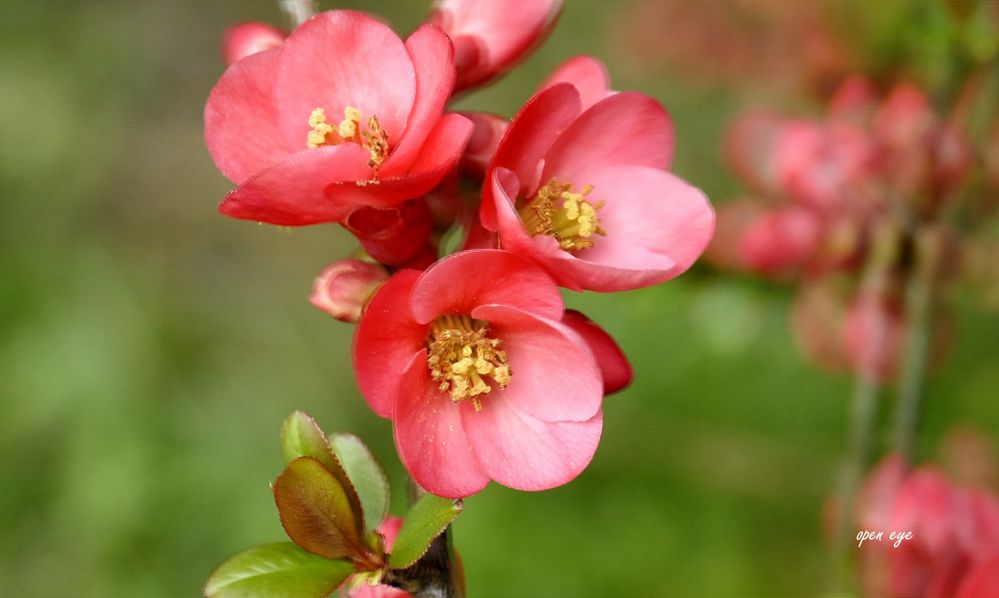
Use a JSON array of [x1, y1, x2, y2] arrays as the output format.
[[458, 112, 507, 177], [790, 280, 851, 373], [740, 206, 823, 277], [428, 0, 562, 92], [481, 83, 714, 292], [221, 22, 286, 67], [310, 259, 389, 323], [353, 250, 605, 497], [205, 11, 472, 226], [856, 454, 999, 598]]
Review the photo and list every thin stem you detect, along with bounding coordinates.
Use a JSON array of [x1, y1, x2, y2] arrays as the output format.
[[831, 220, 898, 588], [278, 0, 317, 28], [891, 227, 940, 462]]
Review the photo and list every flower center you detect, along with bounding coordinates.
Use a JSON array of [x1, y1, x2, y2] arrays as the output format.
[[518, 178, 607, 253], [307, 106, 389, 171], [426, 314, 511, 411]]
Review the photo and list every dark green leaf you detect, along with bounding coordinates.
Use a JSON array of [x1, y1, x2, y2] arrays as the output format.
[[203, 542, 355, 598], [330, 433, 390, 532], [273, 457, 365, 560], [389, 495, 462, 569]]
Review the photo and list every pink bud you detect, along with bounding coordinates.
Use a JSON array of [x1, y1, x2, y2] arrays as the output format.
[[429, 0, 563, 91], [221, 22, 286, 67], [309, 260, 389, 323]]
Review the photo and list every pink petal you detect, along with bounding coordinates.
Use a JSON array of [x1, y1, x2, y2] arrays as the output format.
[[462, 394, 602, 491], [459, 112, 508, 176], [537, 55, 610, 112], [409, 249, 563, 324], [343, 200, 433, 267], [470, 304, 602, 422], [540, 92, 674, 184], [380, 24, 456, 177], [274, 11, 415, 150], [353, 270, 426, 418], [324, 113, 473, 210], [393, 350, 490, 498], [218, 143, 371, 225], [561, 310, 632, 395], [204, 48, 288, 184], [583, 165, 714, 278], [482, 84, 581, 230], [489, 167, 678, 292]]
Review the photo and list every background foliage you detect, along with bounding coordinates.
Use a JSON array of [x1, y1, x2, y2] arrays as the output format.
[[2, 0, 997, 596]]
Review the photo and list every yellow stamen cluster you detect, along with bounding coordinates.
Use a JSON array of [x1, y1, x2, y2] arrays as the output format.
[[426, 314, 511, 411], [518, 178, 607, 252], [306, 106, 390, 172]]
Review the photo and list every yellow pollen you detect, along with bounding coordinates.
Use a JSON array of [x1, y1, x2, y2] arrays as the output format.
[[426, 314, 512, 411], [518, 178, 607, 253], [306, 106, 390, 174]]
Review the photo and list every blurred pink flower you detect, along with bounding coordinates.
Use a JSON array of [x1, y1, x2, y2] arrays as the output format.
[[353, 249, 605, 497], [428, 0, 562, 92], [205, 11, 472, 226], [857, 455, 999, 598]]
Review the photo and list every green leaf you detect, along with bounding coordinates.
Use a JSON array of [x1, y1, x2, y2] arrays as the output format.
[[203, 542, 355, 598], [330, 433, 390, 532], [273, 457, 366, 560], [280, 412, 365, 532], [389, 495, 463, 569]]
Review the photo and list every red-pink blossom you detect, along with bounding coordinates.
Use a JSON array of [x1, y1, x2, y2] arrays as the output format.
[[205, 11, 473, 226], [428, 0, 562, 92], [310, 259, 389, 323], [481, 83, 714, 292], [353, 250, 606, 497], [538, 55, 612, 111], [842, 291, 905, 382], [221, 22, 286, 67], [342, 200, 435, 268]]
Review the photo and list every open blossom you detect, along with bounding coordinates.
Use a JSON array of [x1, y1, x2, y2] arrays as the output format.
[[428, 0, 562, 92], [354, 249, 629, 497], [205, 11, 473, 226], [221, 22, 286, 67], [480, 74, 714, 292]]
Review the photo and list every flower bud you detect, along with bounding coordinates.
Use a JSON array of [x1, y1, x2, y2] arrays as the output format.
[[428, 0, 562, 92], [309, 259, 389, 323], [221, 22, 286, 67]]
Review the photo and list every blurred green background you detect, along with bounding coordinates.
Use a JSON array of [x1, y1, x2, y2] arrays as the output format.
[[2, 1, 997, 596]]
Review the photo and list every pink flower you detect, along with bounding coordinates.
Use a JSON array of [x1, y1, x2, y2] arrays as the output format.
[[353, 249, 605, 497], [221, 22, 286, 67], [842, 291, 905, 381], [537, 55, 612, 112], [310, 259, 389, 323], [342, 200, 435, 268], [428, 0, 562, 92], [480, 83, 714, 292], [205, 11, 473, 226]]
